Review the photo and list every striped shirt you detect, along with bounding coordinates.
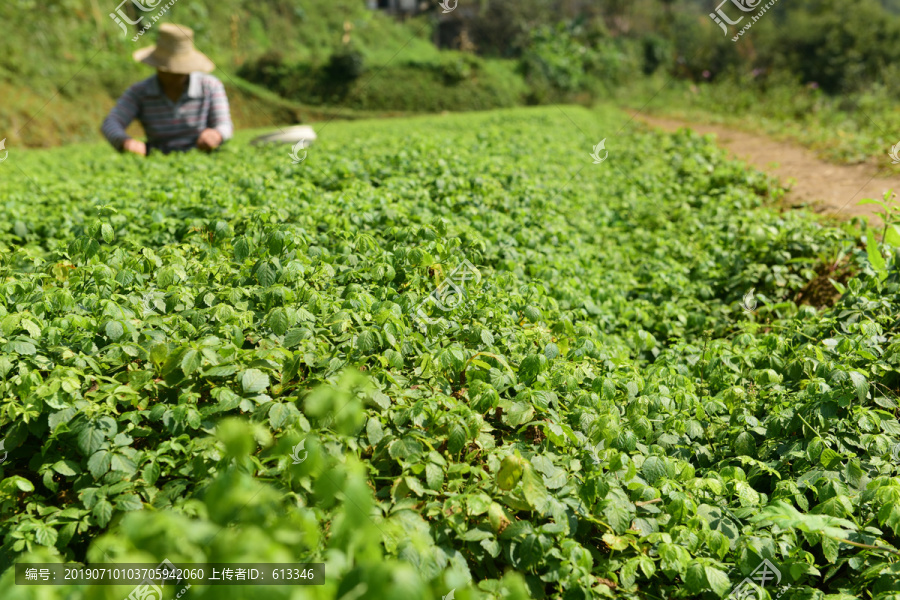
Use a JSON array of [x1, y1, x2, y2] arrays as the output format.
[[101, 72, 233, 153]]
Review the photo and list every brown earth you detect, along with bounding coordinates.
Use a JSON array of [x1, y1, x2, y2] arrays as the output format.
[[632, 113, 900, 223]]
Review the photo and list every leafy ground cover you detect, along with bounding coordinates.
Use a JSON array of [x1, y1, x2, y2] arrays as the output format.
[[0, 105, 899, 599]]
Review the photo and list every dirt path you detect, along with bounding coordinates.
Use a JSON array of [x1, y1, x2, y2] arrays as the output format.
[[633, 113, 900, 223]]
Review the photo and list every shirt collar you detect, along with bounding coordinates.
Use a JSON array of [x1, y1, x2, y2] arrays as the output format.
[[186, 72, 202, 98], [148, 72, 201, 99]]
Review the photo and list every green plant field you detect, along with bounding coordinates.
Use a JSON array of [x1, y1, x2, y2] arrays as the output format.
[[1, 106, 899, 599]]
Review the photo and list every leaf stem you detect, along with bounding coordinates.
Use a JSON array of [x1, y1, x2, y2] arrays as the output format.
[[582, 514, 613, 532], [836, 537, 900, 556], [796, 412, 822, 438], [635, 498, 663, 507], [464, 352, 515, 377]]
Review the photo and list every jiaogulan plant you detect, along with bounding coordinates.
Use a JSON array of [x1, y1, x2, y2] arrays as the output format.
[[0, 106, 899, 599]]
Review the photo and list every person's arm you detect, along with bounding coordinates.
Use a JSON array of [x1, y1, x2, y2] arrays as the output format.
[[101, 85, 145, 155], [196, 77, 233, 152], [207, 77, 233, 143]]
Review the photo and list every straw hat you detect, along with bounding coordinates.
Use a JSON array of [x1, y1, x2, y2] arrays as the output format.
[[133, 24, 215, 74]]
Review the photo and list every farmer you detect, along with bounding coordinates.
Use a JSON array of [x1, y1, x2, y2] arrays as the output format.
[[101, 23, 233, 156]]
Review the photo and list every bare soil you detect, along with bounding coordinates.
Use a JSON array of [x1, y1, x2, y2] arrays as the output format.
[[633, 113, 900, 223]]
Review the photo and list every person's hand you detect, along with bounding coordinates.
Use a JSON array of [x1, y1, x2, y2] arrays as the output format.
[[122, 138, 147, 156], [197, 128, 223, 152]]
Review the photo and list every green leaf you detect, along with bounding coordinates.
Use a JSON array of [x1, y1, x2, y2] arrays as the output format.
[[21, 319, 41, 338], [370, 391, 390, 410], [522, 463, 549, 514], [52, 460, 80, 477], [847, 371, 868, 403], [518, 354, 546, 384], [447, 423, 467, 454], [366, 418, 384, 446], [101, 223, 114, 244], [241, 369, 270, 394], [858, 198, 889, 210], [205, 365, 238, 378], [4, 340, 36, 355], [388, 437, 422, 461], [268, 403, 290, 429], [878, 501, 900, 533], [78, 420, 115, 455], [115, 494, 143, 512], [821, 535, 840, 562], [157, 266, 177, 288], [460, 528, 494, 542], [2, 476, 35, 492], [704, 566, 731, 597], [684, 562, 705, 594], [150, 343, 168, 365], [357, 330, 376, 354], [642, 456, 667, 485], [505, 402, 534, 428], [425, 463, 443, 490], [142, 461, 160, 486], [735, 480, 761, 506], [543, 342, 559, 359], [843, 459, 865, 489], [524, 306, 542, 322], [497, 454, 525, 490], [105, 321, 124, 341], [35, 524, 58, 547], [257, 261, 276, 287], [283, 329, 305, 348], [49, 408, 76, 432], [384, 349, 404, 369], [233, 236, 250, 262], [814, 494, 854, 518], [659, 542, 691, 573], [404, 476, 424, 496], [603, 500, 631, 533], [602, 533, 630, 552], [84, 238, 100, 259], [706, 530, 730, 560], [93, 499, 113, 527], [753, 501, 856, 540], [110, 453, 137, 475], [820, 447, 843, 469], [886, 224, 900, 247], [269, 308, 289, 336], [488, 502, 511, 533], [734, 431, 756, 457], [467, 493, 492, 516], [268, 232, 284, 255], [619, 557, 640, 588], [866, 234, 887, 280], [181, 348, 201, 376]]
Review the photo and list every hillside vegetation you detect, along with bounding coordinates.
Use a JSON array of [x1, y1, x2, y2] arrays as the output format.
[[0, 0, 440, 146], [627, 0, 900, 166], [2, 106, 900, 598], [8, 0, 900, 163]]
